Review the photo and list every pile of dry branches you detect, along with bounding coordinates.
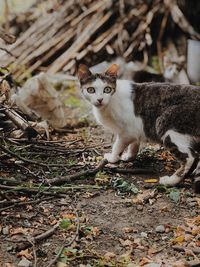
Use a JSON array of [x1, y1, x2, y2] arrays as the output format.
[[0, 0, 200, 82]]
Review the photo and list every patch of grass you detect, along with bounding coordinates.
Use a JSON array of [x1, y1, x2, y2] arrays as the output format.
[[66, 158, 78, 166], [95, 171, 110, 185], [111, 177, 139, 195], [151, 55, 161, 73], [64, 95, 81, 108]]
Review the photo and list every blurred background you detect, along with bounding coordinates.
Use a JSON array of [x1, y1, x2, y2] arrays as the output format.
[[0, 0, 200, 84]]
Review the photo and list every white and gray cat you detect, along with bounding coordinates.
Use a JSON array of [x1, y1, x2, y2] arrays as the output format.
[[78, 64, 200, 187]]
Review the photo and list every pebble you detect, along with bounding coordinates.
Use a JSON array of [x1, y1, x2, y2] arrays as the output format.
[[136, 205, 143, 211], [140, 231, 148, 238], [43, 242, 51, 247], [187, 202, 196, 207], [155, 225, 165, 233], [18, 258, 32, 267], [14, 160, 24, 164], [2, 226, 9, 235], [161, 235, 169, 240], [145, 264, 161, 267]]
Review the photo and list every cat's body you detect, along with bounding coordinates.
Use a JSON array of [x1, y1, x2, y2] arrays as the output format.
[[93, 79, 144, 140], [78, 64, 200, 187]]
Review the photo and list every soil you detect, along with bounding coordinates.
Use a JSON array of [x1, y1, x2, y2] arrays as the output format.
[[0, 118, 199, 267], [1, 0, 200, 265]]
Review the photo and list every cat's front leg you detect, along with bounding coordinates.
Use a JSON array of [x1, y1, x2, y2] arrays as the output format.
[[104, 135, 127, 163], [121, 142, 139, 162]]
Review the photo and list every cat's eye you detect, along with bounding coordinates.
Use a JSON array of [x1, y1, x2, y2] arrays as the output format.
[[104, 86, 112, 94], [87, 87, 95, 94]]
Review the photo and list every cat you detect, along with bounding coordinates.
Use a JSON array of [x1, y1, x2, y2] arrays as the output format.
[[78, 64, 200, 187]]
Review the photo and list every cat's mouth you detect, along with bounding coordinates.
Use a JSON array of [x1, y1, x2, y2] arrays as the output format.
[[94, 102, 104, 108]]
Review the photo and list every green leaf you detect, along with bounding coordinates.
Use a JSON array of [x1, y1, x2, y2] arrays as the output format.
[[129, 183, 139, 194], [156, 184, 168, 192], [63, 247, 78, 256], [111, 177, 139, 195], [59, 219, 72, 230], [83, 226, 93, 234], [169, 189, 180, 202]]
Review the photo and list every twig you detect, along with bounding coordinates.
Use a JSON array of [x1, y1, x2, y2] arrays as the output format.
[[172, 245, 200, 255], [4, 0, 10, 32], [44, 159, 108, 185], [157, 10, 169, 72], [16, 223, 60, 251], [0, 184, 102, 200], [47, 210, 80, 267], [0, 46, 16, 57], [105, 167, 156, 175], [0, 142, 74, 168], [0, 196, 54, 212], [3, 108, 38, 138], [164, 0, 200, 40], [187, 260, 200, 267], [28, 237, 37, 267], [0, 27, 16, 44]]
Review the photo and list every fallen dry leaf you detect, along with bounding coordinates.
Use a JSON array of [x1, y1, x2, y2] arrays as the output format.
[[10, 227, 28, 236], [42, 207, 50, 213], [62, 213, 76, 219], [5, 264, 14, 267], [90, 226, 100, 237], [144, 179, 158, 183], [57, 262, 69, 267], [104, 251, 116, 260], [195, 197, 200, 207], [172, 235, 185, 244], [120, 238, 133, 247], [139, 257, 152, 266], [50, 219, 58, 225], [132, 189, 156, 204], [19, 196, 27, 201], [148, 246, 163, 256], [122, 227, 137, 233], [26, 205, 33, 211], [172, 260, 188, 267], [195, 240, 200, 246], [17, 249, 33, 260]]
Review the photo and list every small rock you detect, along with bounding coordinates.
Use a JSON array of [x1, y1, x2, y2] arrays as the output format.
[[18, 257, 32, 267], [188, 202, 196, 207], [145, 264, 161, 267], [23, 220, 31, 227], [141, 231, 148, 238], [2, 226, 9, 235], [161, 235, 168, 240], [43, 242, 51, 247], [155, 225, 165, 233], [148, 208, 154, 213], [136, 205, 143, 211], [186, 197, 197, 207], [191, 211, 197, 217], [15, 160, 24, 164]]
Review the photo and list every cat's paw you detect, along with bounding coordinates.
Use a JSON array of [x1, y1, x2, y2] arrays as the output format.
[[121, 153, 134, 162], [159, 175, 181, 186], [104, 153, 119, 163]]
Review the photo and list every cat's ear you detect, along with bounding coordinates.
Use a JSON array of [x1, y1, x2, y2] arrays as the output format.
[[78, 64, 91, 83], [105, 64, 118, 78]]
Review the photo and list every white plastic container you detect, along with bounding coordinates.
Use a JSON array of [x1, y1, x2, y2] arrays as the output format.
[[187, 39, 200, 83]]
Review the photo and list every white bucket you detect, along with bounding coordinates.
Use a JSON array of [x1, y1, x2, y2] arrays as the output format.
[[187, 39, 200, 83]]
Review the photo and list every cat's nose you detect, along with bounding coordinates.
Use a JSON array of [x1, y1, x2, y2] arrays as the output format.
[[97, 98, 103, 103]]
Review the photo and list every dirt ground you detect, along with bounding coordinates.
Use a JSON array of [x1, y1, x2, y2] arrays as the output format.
[[0, 98, 199, 267]]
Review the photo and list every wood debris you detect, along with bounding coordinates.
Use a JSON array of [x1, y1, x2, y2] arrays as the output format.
[[0, 0, 199, 82]]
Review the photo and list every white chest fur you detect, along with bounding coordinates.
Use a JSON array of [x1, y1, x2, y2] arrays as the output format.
[[93, 80, 145, 142]]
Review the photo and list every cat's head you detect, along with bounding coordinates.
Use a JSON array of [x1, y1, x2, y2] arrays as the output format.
[[77, 64, 118, 109]]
